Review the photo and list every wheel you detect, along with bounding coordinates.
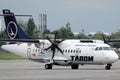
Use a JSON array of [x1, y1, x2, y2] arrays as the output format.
[[105, 64, 112, 70], [45, 64, 53, 69], [105, 66, 111, 70], [71, 64, 79, 69]]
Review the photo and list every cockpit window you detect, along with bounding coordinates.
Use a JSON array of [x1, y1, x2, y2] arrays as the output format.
[[103, 47, 111, 50], [95, 47, 112, 51], [99, 47, 102, 50]]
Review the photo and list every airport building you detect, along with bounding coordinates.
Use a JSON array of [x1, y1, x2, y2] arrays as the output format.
[[39, 14, 47, 33], [0, 19, 1, 32]]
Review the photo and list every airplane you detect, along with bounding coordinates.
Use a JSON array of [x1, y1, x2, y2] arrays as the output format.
[[0, 9, 119, 70]]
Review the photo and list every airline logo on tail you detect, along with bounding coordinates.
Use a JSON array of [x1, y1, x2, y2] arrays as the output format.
[[2, 9, 32, 39], [7, 21, 18, 39]]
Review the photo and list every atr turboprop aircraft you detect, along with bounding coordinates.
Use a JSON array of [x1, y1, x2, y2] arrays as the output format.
[[0, 9, 119, 70]]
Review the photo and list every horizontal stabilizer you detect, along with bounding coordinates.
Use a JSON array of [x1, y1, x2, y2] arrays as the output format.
[[0, 14, 32, 17], [0, 39, 39, 43]]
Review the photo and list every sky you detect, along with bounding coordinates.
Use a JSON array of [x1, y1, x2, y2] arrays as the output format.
[[0, 0, 120, 33]]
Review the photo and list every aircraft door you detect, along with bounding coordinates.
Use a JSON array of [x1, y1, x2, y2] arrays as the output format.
[[27, 48, 31, 59]]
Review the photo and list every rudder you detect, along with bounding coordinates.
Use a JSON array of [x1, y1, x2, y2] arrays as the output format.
[[3, 9, 32, 39]]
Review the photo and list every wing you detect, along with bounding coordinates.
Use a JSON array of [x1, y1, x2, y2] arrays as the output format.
[[0, 39, 39, 43], [106, 39, 120, 43]]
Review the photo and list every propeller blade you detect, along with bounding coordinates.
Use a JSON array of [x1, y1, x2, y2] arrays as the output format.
[[45, 31, 64, 62], [54, 31, 57, 41], [47, 37, 54, 44], [44, 45, 52, 50], [107, 35, 112, 42], [57, 39, 65, 44], [102, 33, 107, 43], [52, 48, 55, 59], [56, 46, 63, 55]]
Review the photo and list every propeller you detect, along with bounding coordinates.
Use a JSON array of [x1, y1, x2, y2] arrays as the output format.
[[44, 31, 64, 62], [102, 32, 107, 43], [102, 32, 112, 44]]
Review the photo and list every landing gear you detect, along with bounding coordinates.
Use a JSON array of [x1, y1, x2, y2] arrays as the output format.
[[105, 64, 112, 70], [45, 64, 53, 69], [71, 64, 79, 69]]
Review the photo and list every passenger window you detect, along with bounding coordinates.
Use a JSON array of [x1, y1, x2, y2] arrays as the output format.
[[65, 50, 67, 53], [36, 49, 37, 52], [68, 50, 70, 53], [74, 50, 75, 53], [95, 47, 99, 51], [79, 50, 81, 53], [63, 50, 64, 52]]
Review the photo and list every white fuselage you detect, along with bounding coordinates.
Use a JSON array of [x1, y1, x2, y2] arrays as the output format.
[[1, 39, 119, 66]]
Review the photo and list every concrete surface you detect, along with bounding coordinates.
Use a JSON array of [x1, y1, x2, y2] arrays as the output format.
[[0, 60, 120, 80]]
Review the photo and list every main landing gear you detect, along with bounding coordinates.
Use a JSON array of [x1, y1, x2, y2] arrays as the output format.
[[45, 64, 79, 69], [45, 64, 112, 70], [105, 64, 112, 70], [45, 64, 53, 69], [71, 64, 79, 69]]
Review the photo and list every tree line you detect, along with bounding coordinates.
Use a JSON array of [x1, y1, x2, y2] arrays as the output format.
[[1, 18, 120, 48]]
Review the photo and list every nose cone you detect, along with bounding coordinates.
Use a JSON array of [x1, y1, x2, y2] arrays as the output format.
[[110, 52, 119, 63], [1, 44, 16, 52], [1, 45, 8, 51]]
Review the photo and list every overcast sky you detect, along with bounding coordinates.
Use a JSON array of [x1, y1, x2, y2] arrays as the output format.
[[0, 0, 120, 33]]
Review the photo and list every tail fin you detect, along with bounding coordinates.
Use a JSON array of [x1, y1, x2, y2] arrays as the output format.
[[3, 9, 32, 39]]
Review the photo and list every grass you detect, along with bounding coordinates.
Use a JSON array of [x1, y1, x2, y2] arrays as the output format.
[[0, 52, 25, 60]]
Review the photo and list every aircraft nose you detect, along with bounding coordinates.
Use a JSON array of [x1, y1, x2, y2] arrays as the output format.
[[110, 52, 119, 62], [1, 45, 7, 50]]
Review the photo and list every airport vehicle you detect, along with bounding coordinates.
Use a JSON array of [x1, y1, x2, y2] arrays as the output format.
[[0, 9, 119, 70]]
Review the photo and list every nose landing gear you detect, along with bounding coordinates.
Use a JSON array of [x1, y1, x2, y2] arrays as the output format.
[[45, 64, 53, 69], [105, 64, 112, 70]]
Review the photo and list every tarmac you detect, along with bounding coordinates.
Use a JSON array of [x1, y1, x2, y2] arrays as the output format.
[[0, 60, 120, 80]]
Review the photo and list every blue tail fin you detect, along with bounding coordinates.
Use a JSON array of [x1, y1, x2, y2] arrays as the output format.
[[3, 9, 32, 39]]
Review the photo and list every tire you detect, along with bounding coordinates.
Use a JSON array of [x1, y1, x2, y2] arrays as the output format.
[[45, 64, 53, 69], [71, 64, 79, 69], [105, 66, 111, 70]]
